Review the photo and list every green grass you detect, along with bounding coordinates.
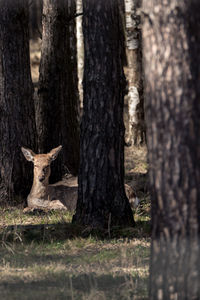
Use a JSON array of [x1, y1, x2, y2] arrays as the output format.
[[0, 208, 72, 226], [0, 145, 150, 299], [0, 206, 150, 300], [0, 238, 150, 300]]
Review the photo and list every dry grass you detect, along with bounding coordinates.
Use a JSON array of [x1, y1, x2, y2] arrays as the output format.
[[0, 230, 150, 300]]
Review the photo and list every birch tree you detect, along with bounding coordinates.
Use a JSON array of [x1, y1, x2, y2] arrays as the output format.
[[125, 0, 145, 145], [76, 0, 84, 109]]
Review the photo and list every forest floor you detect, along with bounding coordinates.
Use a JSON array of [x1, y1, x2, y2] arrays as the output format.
[[0, 40, 150, 299], [0, 145, 150, 300]]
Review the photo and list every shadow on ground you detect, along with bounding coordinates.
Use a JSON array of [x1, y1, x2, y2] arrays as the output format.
[[0, 219, 151, 244], [0, 270, 149, 300]]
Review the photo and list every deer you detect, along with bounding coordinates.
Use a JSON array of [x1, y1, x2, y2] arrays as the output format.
[[21, 146, 77, 210], [21, 146, 139, 211]]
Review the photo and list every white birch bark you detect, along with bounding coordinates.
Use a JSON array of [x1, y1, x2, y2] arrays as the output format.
[[76, 0, 84, 109], [125, 0, 143, 145]]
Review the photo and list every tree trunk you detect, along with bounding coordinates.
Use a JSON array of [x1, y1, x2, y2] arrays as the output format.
[[76, 0, 84, 111], [36, 0, 80, 182], [29, 0, 43, 39], [73, 0, 135, 228], [125, 0, 145, 146], [0, 0, 37, 205], [142, 0, 200, 299]]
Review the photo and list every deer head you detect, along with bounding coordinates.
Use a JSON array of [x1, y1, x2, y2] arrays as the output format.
[[21, 146, 62, 184]]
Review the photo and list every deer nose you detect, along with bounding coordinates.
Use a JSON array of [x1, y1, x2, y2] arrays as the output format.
[[39, 175, 45, 182]]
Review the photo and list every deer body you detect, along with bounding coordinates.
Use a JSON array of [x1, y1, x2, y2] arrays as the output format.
[[22, 146, 139, 211], [27, 179, 77, 210], [22, 146, 77, 210]]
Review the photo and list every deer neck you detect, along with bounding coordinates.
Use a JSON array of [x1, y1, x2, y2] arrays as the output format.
[[29, 178, 49, 200]]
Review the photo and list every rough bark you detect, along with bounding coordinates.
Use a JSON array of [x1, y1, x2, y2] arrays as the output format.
[[125, 0, 145, 146], [142, 0, 200, 299], [0, 0, 37, 205], [73, 0, 135, 228], [29, 0, 43, 39], [36, 0, 80, 182]]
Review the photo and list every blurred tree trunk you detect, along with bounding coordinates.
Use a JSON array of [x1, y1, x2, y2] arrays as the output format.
[[0, 0, 37, 205], [143, 0, 200, 299], [73, 0, 135, 228], [125, 0, 145, 146], [36, 0, 80, 182]]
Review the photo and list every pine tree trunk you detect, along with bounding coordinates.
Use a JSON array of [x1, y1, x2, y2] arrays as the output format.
[[73, 0, 135, 228], [29, 0, 43, 39], [142, 1, 200, 299], [36, 0, 80, 182], [0, 0, 37, 205]]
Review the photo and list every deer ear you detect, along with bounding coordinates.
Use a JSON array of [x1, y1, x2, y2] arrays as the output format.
[[21, 147, 35, 162], [48, 145, 62, 162]]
